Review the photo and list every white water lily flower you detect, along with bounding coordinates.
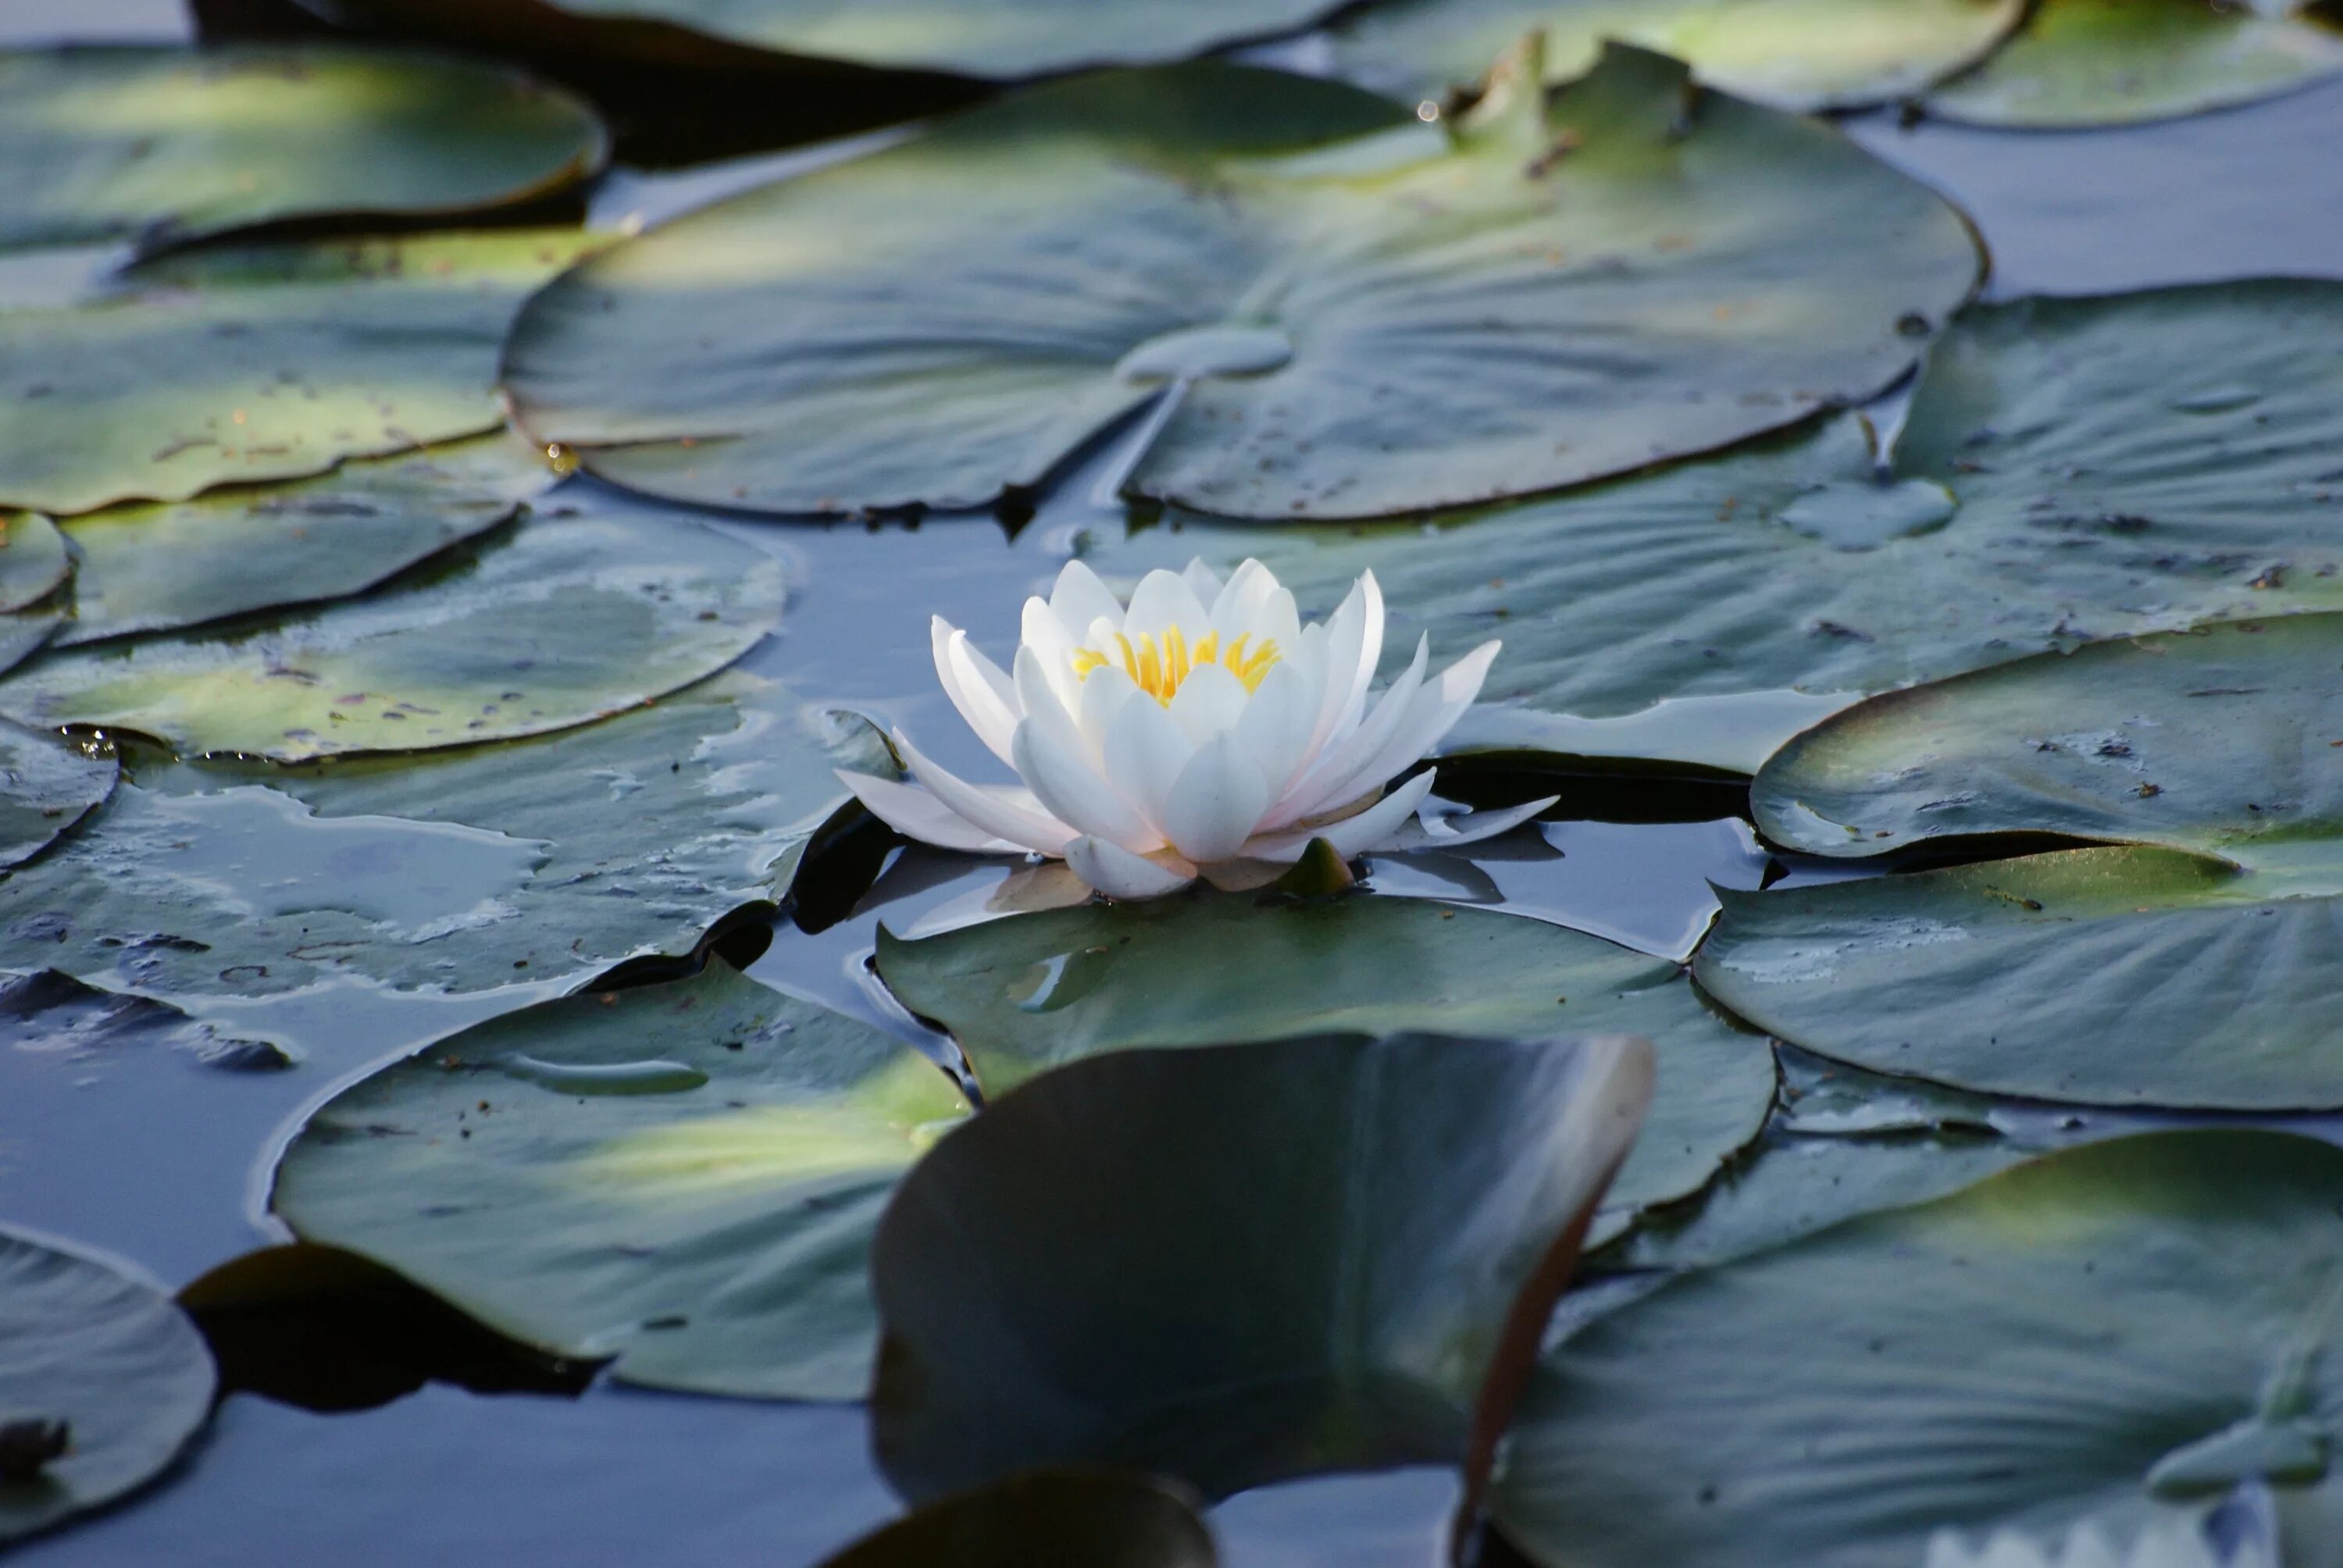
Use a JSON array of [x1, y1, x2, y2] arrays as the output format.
[[837, 557, 1554, 900], [1924, 1511, 2273, 1568]]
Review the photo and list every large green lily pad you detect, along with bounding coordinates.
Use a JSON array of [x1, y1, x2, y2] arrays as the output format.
[[0, 1224, 216, 1544], [0, 670, 882, 996], [408, 0, 1339, 77], [272, 959, 972, 1400], [875, 893, 1772, 1238], [56, 433, 551, 646], [818, 1473, 1217, 1568], [1, 230, 601, 515], [871, 1031, 1653, 1501], [1928, 0, 2343, 127], [1494, 1131, 2343, 1567], [1332, 0, 2023, 112], [0, 508, 783, 760], [1092, 281, 2343, 771], [1706, 616, 2343, 1108], [503, 45, 1977, 520], [0, 45, 605, 252]]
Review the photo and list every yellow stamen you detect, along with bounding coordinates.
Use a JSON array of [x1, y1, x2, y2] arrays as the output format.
[[1071, 624, 1282, 705]]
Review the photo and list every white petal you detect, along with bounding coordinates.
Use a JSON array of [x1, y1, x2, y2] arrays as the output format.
[[1382, 795, 1557, 853], [1209, 558, 1281, 642], [1103, 690, 1195, 826], [1075, 661, 1143, 753], [1311, 570, 1382, 757], [1066, 836, 1196, 900], [1047, 560, 1125, 643], [1020, 597, 1084, 714], [1122, 568, 1211, 640], [1013, 646, 1093, 761], [1247, 768, 1439, 862], [1164, 660, 1251, 743], [1294, 640, 1497, 822], [1232, 659, 1319, 802], [1158, 731, 1271, 864], [1179, 558, 1225, 605], [1268, 633, 1428, 828], [893, 730, 1072, 854], [932, 621, 1020, 765], [835, 768, 1023, 854], [1013, 718, 1161, 853]]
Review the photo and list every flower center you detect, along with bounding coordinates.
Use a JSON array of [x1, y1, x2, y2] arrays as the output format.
[[1069, 626, 1281, 705]]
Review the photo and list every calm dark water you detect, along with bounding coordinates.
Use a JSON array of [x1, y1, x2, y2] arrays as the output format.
[[5, 11, 2343, 1563]]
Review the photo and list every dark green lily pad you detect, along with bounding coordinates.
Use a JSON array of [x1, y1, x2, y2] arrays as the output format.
[[1928, 0, 2343, 127], [1, 230, 601, 515], [1333, 0, 2023, 112], [272, 960, 972, 1400], [0, 1224, 216, 1544], [1706, 615, 2343, 1108], [872, 1031, 1653, 1501], [0, 670, 882, 996], [1494, 1130, 2343, 1566], [0, 515, 70, 613], [0, 45, 605, 252], [874, 892, 1774, 1236], [438, 0, 1338, 78], [0, 508, 783, 760], [54, 434, 551, 646], [1092, 280, 2343, 771], [0, 718, 114, 870], [818, 1472, 1217, 1568], [504, 45, 1977, 520]]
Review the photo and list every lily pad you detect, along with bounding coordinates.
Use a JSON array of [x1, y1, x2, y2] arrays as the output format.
[[818, 1472, 1217, 1568], [874, 892, 1774, 1234], [871, 1031, 1653, 1502], [1928, 0, 2343, 127], [53, 434, 551, 646], [0, 230, 601, 515], [0, 1224, 216, 1544], [1091, 280, 2343, 771], [405, 0, 1339, 78], [0, 515, 70, 613], [0, 718, 115, 870], [1493, 1130, 2343, 1567], [0, 508, 783, 761], [1332, 0, 2024, 112], [0, 45, 605, 252], [503, 45, 1978, 520], [271, 959, 972, 1400], [0, 670, 882, 996]]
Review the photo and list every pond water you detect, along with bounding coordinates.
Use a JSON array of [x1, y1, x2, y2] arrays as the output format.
[[5, 6, 2343, 1564]]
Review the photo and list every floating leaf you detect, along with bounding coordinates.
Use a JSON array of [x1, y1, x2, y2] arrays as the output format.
[[0, 671, 877, 996], [816, 1472, 1217, 1568], [1928, 0, 2343, 127], [875, 892, 1772, 1234], [272, 960, 971, 1400], [1089, 280, 2343, 771], [1333, 0, 2024, 112], [0, 720, 113, 870], [55, 434, 550, 646], [504, 45, 1977, 520], [0, 230, 599, 515], [0, 45, 605, 252], [0, 508, 783, 760], [0, 514, 70, 613], [872, 1031, 1653, 1502], [1493, 1131, 2343, 1567], [0, 1224, 216, 1544], [1705, 615, 2343, 1108]]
